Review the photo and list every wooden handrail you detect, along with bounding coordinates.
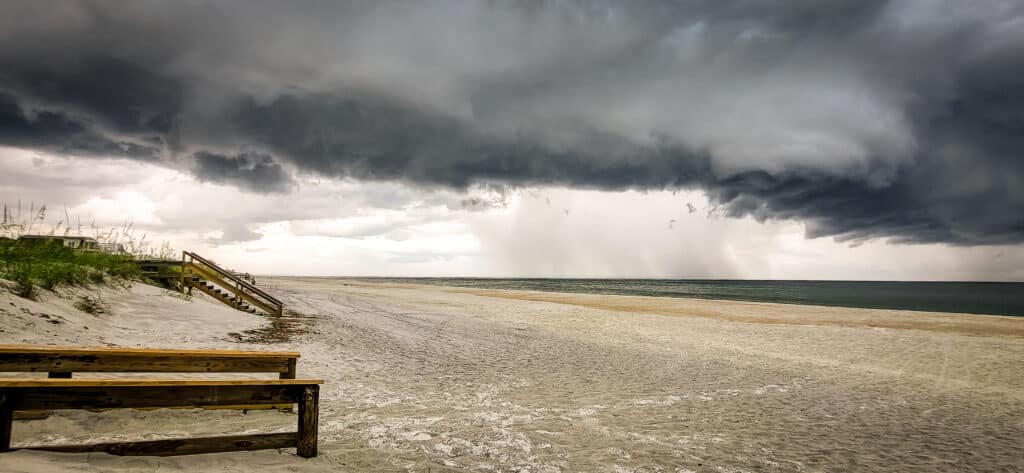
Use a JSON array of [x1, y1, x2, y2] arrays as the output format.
[[182, 251, 282, 307], [185, 263, 282, 316]]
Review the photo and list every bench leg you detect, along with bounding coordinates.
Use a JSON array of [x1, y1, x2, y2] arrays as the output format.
[[1, 392, 13, 452], [280, 358, 297, 380], [296, 385, 318, 458]]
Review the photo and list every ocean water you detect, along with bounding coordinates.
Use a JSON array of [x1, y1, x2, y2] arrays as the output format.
[[357, 278, 1024, 316]]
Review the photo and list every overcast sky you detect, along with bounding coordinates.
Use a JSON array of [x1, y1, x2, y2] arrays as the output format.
[[1, 1, 1022, 280]]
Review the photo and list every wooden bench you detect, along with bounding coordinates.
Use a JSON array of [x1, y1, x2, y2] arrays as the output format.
[[0, 378, 322, 457], [0, 344, 301, 414]]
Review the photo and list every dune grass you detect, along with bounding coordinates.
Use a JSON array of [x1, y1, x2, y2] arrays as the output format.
[[0, 239, 140, 297]]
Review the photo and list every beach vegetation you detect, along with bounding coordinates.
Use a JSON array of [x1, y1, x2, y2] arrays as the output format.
[[0, 201, 177, 298], [0, 238, 141, 298]]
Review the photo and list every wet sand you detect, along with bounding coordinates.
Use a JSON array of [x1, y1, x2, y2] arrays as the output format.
[[2, 278, 1024, 472]]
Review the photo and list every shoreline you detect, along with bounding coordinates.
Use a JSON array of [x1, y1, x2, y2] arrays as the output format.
[[306, 277, 1024, 338], [298, 276, 1024, 317]]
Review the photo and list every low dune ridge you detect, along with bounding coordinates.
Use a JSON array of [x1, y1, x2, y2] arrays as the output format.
[[443, 287, 1024, 338], [1, 278, 1023, 472]]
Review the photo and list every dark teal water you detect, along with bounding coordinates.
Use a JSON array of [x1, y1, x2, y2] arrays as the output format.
[[355, 278, 1024, 316]]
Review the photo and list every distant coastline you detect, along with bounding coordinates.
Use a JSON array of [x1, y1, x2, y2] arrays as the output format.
[[344, 278, 1024, 317]]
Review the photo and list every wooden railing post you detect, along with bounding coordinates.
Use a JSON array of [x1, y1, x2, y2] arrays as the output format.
[[237, 284, 244, 310], [296, 385, 318, 458], [180, 251, 186, 293]]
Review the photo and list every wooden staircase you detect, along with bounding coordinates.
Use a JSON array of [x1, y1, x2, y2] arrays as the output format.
[[180, 251, 283, 316]]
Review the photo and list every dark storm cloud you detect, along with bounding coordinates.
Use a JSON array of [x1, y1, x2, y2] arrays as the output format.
[[192, 151, 293, 194], [0, 0, 1021, 245], [0, 92, 162, 161], [226, 93, 712, 189], [0, 54, 183, 136]]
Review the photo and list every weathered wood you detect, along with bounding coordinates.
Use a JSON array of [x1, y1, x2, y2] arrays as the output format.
[[183, 252, 282, 306], [0, 353, 294, 374], [14, 404, 293, 418], [280, 358, 298, 379], [0, 380, 321, 457], [12, 410, 48, 420], [0, 344, 300, 358], [181, 251, 187, 297], [0, 378, 320, 388], [20, 432, 296, 456], [16, 386, 295, 410], [1, 391, 13, 452], [297, 384, 319, 458], [1, 346, 304, 415]]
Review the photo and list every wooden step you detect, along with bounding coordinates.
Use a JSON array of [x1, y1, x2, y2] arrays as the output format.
[[182, 269, 277, 317]]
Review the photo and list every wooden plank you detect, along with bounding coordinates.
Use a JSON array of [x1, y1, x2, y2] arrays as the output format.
[[8, 384, 315, 411], [140, 272, 180, 279], [19, 432, 296, 456], [12, 410, 48, 420], [0, 344, 300, 358], [0, 378, 321, 388], [0, 353, 294, 374], [183, 404, 294, 411], [14, 404, 293, 418]]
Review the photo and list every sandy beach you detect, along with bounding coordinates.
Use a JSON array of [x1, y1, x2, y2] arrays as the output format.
[[2, 278, 1023, 472]]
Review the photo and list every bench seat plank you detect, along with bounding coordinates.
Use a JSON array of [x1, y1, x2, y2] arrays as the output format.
[[0, 378, 321, 388], [0, 345, 301, 378], [0, 354, 295, 374], [0, 344, 300, 358], [1, 345, 304, 416]]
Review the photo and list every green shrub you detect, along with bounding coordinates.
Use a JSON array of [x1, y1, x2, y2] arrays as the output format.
[[14, 279, 37, 299], [0, 239, 141, 293]]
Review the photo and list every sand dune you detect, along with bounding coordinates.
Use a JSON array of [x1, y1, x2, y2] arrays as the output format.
[[2, 278, 1023, 472]]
